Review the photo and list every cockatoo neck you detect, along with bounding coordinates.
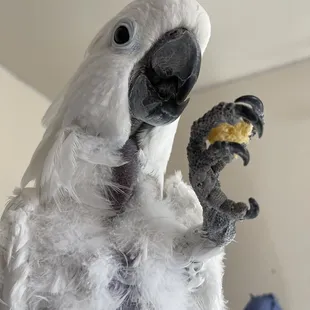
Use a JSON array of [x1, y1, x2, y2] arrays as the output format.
[[20, 54, 134, 199], [135, 119, 180, 193]]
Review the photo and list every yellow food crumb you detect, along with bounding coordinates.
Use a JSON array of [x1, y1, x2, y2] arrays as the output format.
[[207, 121, 253, 145]]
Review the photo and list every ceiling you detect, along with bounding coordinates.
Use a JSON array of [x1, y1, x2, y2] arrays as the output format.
[[1, 0, 310, 99]]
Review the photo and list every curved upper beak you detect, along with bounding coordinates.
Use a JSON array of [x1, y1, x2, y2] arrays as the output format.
[[129, 28, 202, 126]]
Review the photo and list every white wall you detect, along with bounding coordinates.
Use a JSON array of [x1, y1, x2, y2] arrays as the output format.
[[168, 59, 310, 310], [0, 66, 48, 209]]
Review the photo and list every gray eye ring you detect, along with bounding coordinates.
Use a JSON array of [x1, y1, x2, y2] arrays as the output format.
[[112, 19, 136, 48]]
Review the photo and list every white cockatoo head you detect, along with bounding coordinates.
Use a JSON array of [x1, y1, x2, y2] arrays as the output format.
[[22, 0, 211, 198]]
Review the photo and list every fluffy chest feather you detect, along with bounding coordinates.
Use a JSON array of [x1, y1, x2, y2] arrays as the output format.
[[26, 190, 197, 310]]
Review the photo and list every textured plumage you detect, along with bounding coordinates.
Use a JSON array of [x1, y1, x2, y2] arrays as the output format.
[[0, 0, 264, 309]]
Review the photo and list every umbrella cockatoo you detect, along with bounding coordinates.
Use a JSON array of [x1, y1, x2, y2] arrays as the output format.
[[0, 0, 264, 309]]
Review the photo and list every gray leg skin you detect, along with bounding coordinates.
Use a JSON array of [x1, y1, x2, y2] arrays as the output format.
[[187, 95, 264, 246]]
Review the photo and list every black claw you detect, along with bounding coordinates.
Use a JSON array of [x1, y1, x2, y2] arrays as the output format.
[[234, 95, 264, 115], [254, 118, 264, 139], [234, 104, 264, 138], [228, 142, 250, 166], [245, 197, 260, 219]]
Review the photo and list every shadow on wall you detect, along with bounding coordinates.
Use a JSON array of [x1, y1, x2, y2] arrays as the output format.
[[167, 59, 310, 310]]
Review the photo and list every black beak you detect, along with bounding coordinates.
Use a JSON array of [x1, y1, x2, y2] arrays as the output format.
[[129, 28, 201, 127]]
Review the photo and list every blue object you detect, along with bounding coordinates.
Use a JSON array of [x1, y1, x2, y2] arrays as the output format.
[[244, 294, 282, 310]]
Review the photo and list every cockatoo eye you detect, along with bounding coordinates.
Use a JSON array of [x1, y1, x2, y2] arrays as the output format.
[[114, 25, 130, 45], [112, 19, 136, 47]]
